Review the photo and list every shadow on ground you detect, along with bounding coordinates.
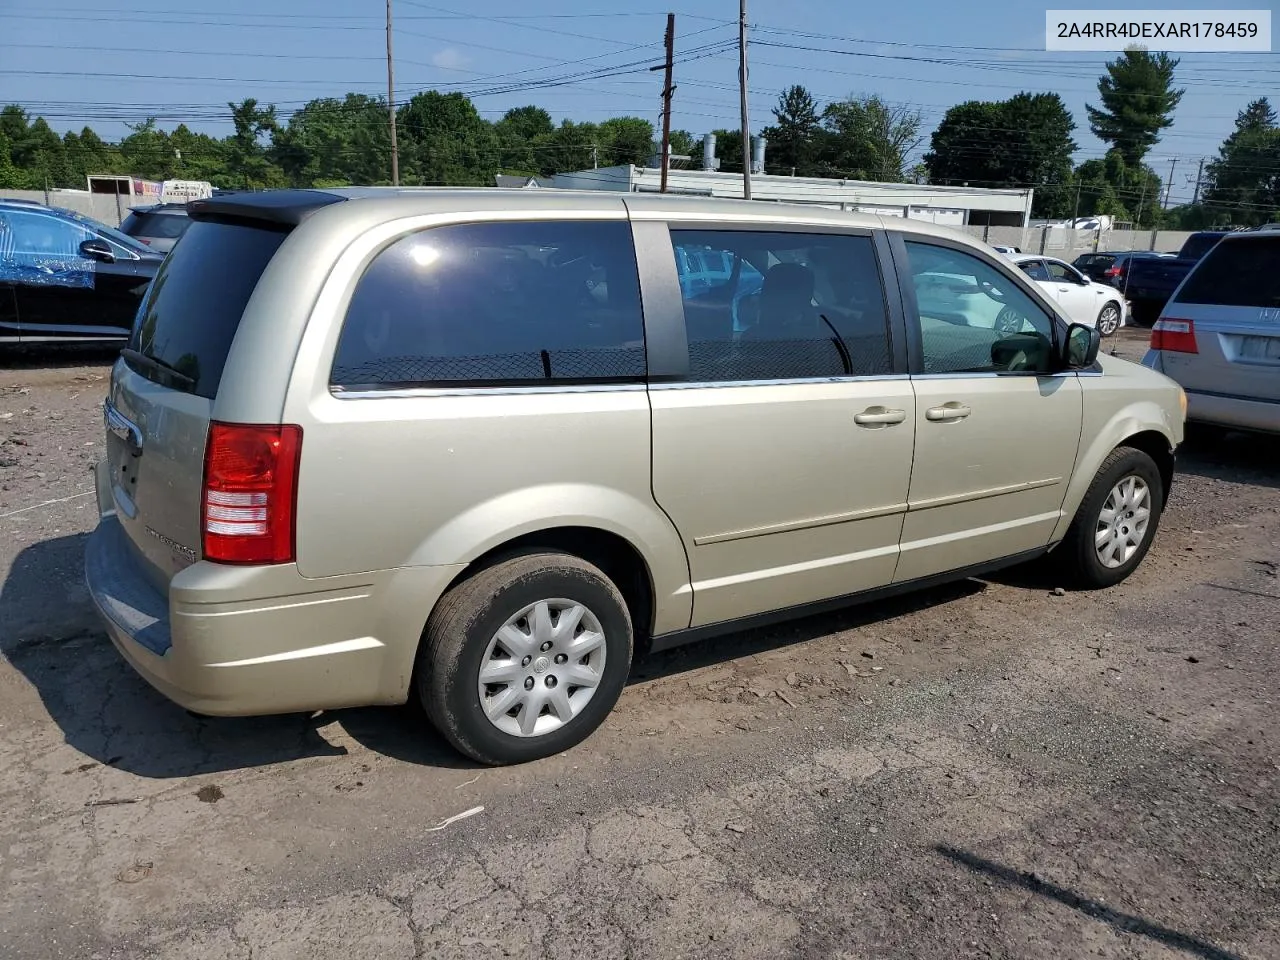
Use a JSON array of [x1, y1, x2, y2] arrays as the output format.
[[3, 530, 996, 778], [1, 343, 121, 371], [937, 846, 1245, 960], [1176, 428, 1280, 491]]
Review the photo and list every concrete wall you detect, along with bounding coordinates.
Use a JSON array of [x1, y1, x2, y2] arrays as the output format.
[[963, 224, 1196, 259], [0, 189, 139, 226]]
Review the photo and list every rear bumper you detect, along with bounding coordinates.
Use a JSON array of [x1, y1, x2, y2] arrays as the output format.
[[85, 516, 465, 716], [1184, 390, 1280, 435]]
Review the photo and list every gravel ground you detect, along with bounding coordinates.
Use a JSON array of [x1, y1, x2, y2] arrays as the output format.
[[1, 331, 1277, 960]]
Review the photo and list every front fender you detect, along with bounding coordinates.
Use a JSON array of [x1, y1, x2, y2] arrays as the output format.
[[406, 482, 692, 635], [1051, 397, 1179, 543]]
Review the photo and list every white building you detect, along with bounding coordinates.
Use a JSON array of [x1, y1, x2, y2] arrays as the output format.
[[552, 164, 1034, 229]]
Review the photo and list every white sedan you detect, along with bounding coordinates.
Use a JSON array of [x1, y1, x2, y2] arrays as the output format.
[[1009, 253, 1126, 336]]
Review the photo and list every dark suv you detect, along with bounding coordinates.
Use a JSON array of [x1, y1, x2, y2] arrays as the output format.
[[0, 200, 163, 344], [1072, 251, 1169, 286], [119, 203, 192, 254]]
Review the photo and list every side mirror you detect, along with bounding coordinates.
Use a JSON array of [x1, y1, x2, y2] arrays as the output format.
[[79, 239, 116, 263], [1065, 322, 1101, 368], [79, 239, 115, 263]]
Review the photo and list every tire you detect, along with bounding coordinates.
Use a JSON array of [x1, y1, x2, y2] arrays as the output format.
[[1096, 302, 1122, 337], [416, 552, 633, 765], [1057, 447, 1165, 589]]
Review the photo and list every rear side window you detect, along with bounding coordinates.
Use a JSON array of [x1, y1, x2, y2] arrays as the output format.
[[670, 229, 892, 382], [129, 220, 288, 399], [1173, 237, 1280, 308], [1180, 233, 1224, 261], [332, 220, 645, 389], [123, 211, 190, 240]]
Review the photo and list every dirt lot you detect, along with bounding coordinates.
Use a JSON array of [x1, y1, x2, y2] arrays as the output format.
[[1, 330, 1277, 960]]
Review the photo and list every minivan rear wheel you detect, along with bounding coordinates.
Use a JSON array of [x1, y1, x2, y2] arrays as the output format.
[[417, 552, 633, 765], [1057, 447, 1164, 589]]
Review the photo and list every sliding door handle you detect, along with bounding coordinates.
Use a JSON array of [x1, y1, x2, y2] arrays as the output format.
[[854, 407, 908, 426], [925, 402, 972, 422]]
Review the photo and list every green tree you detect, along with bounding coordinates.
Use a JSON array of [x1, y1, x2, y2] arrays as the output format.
[[1086, 47, 1184, 168], [597, 116, 654, 167], [398, 91, 498, 185], [762, 85, 822, 177], [925, 93, 1076, 216], [1202, 96, 1280, 226], [225, 98, 282, 189], [819, 95, 922, 182], [271, 95, 390, 187], [0, 128, 24, 188], [119, 118, 173, 180]]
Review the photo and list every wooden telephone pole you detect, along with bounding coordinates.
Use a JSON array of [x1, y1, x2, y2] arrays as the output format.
[[659, 14, 675, 193], [386, 0, 400, 186], [738, 0, 752, 199]]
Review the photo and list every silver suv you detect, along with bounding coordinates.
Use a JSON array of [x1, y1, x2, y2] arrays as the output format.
[[1143, 230, 1280, 434], [86, 189, 1186, 765]]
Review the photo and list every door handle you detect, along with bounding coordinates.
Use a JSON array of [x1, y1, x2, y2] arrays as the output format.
[[925, 402, 972, 422], [854, 407, 907, 426], [1057, 286, 1071, 292]]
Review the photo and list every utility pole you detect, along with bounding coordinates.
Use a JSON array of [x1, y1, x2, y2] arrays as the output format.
[[659, 14, 675, 193], [1162, 157, 1178, 209], [386, 0, 400, 186], [1072, 180, 1082, 221], [1191, 157, 1205, 205], [738, 0, 751, 200]]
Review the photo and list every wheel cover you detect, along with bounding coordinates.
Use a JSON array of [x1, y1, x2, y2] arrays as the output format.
[[477, 598, 607, 738], [1098, 304, 1120, 334], [995, 307, 1023, 335], [1094, 475, 1152, 569]]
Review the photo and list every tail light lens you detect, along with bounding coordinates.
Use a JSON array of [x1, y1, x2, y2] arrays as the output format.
[[201, 422, 303, 565], [1104, 266, 1121, 278], [1150, 318, 1199, 354]]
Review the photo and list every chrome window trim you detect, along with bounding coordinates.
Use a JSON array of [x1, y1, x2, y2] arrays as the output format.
[[649, 373, 910, 390], [332, 382, 649, 400]]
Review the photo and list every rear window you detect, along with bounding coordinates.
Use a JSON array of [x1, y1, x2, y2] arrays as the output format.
[[122, 211, 190, 240], [128, 220, 288, 399], [331, 220, 645, 389], [1173, 237, 1280, 308], [1179, 233, 1225, 261]]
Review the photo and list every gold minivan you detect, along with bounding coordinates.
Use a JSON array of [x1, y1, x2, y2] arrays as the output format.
[[86, 189, 1186, 764]]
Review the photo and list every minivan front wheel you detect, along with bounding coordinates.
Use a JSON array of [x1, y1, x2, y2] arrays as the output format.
[[1058, 447, 1164, 589], [417, 553, 633, 765]]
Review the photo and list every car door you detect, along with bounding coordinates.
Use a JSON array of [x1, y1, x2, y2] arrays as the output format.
[[0, 208, 99, 340], [87, 231, 158, 334], [891, 234, 1084, 583], [641, 220, 915, 627], [0, 213, 18, 340], [1046, 259, 1105, 325]]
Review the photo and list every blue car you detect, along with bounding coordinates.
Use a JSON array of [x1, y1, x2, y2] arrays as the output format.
[[0, 200, 162, 344]]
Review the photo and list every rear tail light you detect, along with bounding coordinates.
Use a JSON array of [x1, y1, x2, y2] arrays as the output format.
[[1150, 318, 1199, 354], [1104, 266, 1121, 278], [201, 422, 303, 565]]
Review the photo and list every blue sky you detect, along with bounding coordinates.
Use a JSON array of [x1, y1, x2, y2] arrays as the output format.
[[1, 0, 1276, 203]]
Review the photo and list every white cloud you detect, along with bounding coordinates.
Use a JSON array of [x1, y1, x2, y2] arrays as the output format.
[[430, 48, 470, 71]]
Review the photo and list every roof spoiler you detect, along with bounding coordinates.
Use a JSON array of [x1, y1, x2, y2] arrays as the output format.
[[187, 189, 347, 227]]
